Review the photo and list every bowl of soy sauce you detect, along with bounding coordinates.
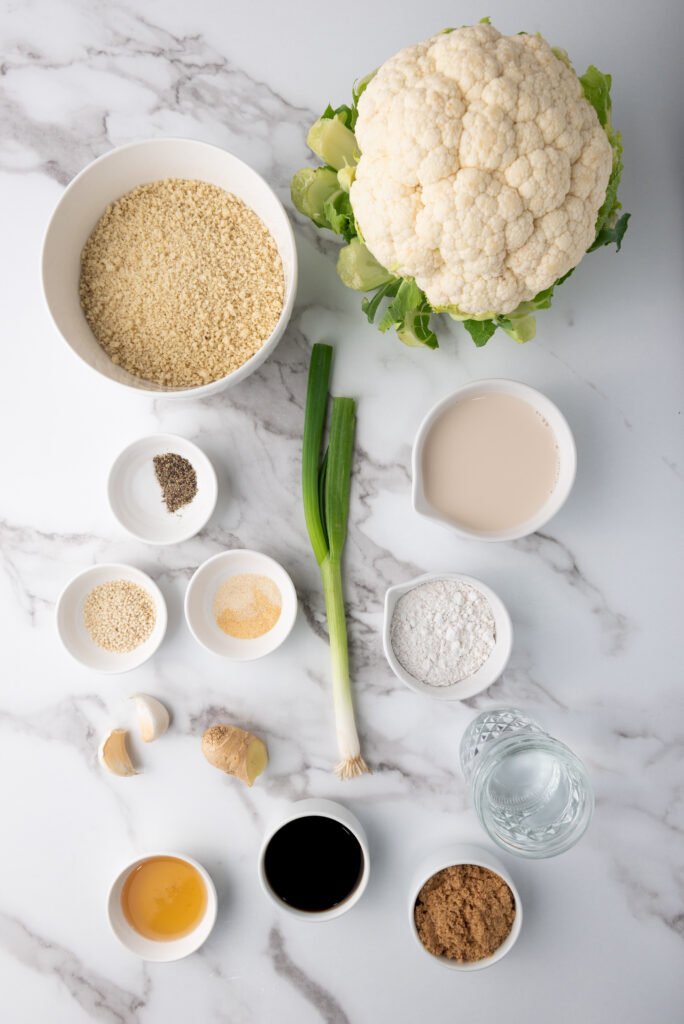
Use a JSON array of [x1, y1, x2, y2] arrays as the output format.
[[258, 798, 370, 920]]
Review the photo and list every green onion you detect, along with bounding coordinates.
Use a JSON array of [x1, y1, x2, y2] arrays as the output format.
[[303, 343, 369, 779]]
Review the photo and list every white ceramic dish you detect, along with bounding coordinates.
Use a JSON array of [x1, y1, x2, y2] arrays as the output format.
[[56, 563, 167, 673], [41, 138, 297, 400], [108, 434, 218, 545], [184, 549, 297, 660], [409, 843, 522, 971], [412, 379, 576, 542], [383, 572, 512, 701], [107, 851, 217, 962], [258, 798, 370, 921]]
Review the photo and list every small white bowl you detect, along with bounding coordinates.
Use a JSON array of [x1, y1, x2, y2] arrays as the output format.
[[383, 572, 512, 701], [258, 798, 370, 921], [41, 138, 297, 400], [409, 844, 522, 970], [56, 563, 167, 673], [107, 851, 217, 962], [184, 549, 297, 660], [108, 434, 218, 545], [412, 379, 576, 542]]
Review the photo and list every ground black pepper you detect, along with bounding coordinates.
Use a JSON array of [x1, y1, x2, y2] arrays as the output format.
[[153, 452, 198, 513]]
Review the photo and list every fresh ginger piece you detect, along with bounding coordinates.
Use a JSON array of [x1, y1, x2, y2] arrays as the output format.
[[201, 725, 268, 786]]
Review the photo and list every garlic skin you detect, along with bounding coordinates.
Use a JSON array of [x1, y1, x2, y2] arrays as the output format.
[[99, 729, 138, 777], [130, 694, 170, 743]]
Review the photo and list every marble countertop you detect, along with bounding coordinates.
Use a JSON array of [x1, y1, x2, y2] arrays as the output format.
[[1, 0, 682, 1021]]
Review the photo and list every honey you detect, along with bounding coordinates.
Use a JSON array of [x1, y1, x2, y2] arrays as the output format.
[[121, 856, 207, 941]]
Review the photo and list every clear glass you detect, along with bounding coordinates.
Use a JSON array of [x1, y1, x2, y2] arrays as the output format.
[[460, 707, 594, 858]]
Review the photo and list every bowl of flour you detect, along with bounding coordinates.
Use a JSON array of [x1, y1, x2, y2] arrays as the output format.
[[383, 573, 512, 700]]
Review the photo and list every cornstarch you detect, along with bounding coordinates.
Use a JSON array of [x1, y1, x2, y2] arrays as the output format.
[[390, 578, 495, 686]]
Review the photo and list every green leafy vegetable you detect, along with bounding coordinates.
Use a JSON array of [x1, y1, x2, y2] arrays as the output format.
[[588, 211, 630, 253], [291, 167, 340, 229], [497, 313, 537, 344], [351, 71, 376, 117], [362, 277, 437, 349], [323, 190, 357, 242], [579, 65, 612, 128], [462, 319, 498, 347], [376, 278, 438, 349], [361, 278, 401, 322], [337, 238, 394, 291], [307, 114, 359, 170], [579, 64, 628, 247], [302, 343, 369, 780], [337, 164, 356, 192]]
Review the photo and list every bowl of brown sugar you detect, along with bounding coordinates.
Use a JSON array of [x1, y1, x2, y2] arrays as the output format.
[[409, 844, 522, 970], [42, 139, 297, 399]]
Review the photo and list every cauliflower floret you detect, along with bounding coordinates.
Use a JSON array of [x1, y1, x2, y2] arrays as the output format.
[[351, 24, 613, 315]]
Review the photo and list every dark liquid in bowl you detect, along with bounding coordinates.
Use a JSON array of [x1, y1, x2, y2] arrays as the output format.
[[264, 815, 364, 912]]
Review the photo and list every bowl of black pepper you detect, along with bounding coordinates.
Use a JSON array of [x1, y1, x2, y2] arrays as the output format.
[[108, 434, 218, 545]]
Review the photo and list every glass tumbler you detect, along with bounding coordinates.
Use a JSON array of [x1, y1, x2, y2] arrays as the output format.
[[460, 707, 594, 858]]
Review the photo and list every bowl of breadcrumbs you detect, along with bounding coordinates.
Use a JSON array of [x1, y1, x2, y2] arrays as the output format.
[[42, 139, 297, 398], [409, 844, 522, 970]]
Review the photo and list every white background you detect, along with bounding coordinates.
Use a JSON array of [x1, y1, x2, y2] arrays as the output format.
[[1, 1, 682, 1021]]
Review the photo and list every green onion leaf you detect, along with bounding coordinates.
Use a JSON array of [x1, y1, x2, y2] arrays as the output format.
[[324, 398, 356, 564], [302, 343, 332, 566]]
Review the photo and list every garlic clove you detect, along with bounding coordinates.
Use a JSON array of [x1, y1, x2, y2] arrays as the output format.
[[130, 694, 170, 743], [99, 728, 138, 777]]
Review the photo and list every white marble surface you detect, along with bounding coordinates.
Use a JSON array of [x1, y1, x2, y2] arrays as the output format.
[[1, 0, 683, 1020]]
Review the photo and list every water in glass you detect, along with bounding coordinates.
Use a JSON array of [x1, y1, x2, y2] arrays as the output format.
[[460, 707, 593, 858]]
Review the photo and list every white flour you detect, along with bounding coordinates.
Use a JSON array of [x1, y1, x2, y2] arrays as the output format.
[[390, 578, 496, 686]]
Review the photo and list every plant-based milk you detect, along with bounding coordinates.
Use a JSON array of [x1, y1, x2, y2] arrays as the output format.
[[422, 393, 559, 533]]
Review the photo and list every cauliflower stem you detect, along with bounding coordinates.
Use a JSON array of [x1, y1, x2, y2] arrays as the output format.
[[291, 21, 630, 350]]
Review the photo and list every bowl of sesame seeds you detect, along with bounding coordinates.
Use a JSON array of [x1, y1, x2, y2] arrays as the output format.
[[56, 563, 168, 673], [41, 138, 297, 399]]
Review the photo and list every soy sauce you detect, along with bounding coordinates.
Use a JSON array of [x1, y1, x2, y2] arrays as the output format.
[[264, 815, 364, 912]]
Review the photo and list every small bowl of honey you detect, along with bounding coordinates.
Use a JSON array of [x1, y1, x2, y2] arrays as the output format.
[[107, 852, 217, 962]]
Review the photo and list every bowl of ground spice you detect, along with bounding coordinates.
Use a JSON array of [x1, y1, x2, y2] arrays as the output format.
[[409, 845, 522, 970], [185, 549, 298, 660], [42, 139, 297, 398], [108, 434, 218, 545], [56, 563, 167, 672]]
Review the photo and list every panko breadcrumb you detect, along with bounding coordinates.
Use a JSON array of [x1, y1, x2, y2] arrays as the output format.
[[79, 179, 284, 388]]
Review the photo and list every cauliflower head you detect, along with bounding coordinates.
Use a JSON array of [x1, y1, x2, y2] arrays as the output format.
[[352, 23, 613, 316], [291, 20, 629, 349]]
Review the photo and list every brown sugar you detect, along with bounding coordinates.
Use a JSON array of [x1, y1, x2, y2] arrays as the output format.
[[414, 864, 515, 962]]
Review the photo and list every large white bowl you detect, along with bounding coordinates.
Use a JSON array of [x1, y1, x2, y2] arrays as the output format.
[[42, 138, 297, 399], [412, 379, 576, 542]]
